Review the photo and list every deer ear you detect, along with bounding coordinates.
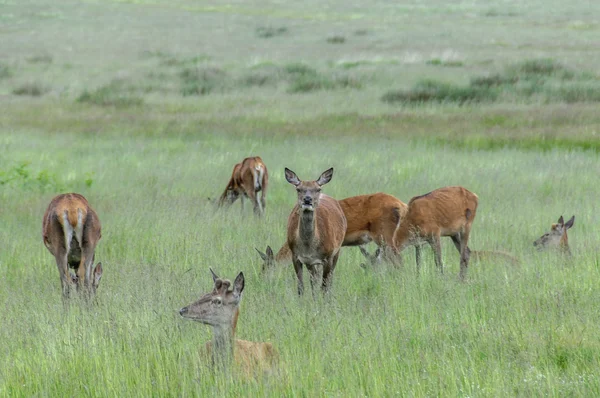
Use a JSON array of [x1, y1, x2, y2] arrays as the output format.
[[266, 246, 273, 257], [359, 246, 370, 258], [94, 262, 103, 286], [557, 215, 564, 225], [210, 268, 219, 283], [285, 168, 300, 186], [316, 168, 334, 186], [233, 272, 245, 297], [255, 248, 267, 261], [565, 215, 575, 229], [374, 247, 382, 260]]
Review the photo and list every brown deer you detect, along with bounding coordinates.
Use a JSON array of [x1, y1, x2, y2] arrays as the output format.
[[218, 156, 268, 216], [392, 186, 478, 280], [533, 215, 574, 255], [42, 193, 102, 297], [179, 269, 278, 377], [257, 192, 420, 270], [285, 167, 347, 295]]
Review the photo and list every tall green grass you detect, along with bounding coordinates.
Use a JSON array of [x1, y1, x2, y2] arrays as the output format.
[[1, 131, 599, 396]]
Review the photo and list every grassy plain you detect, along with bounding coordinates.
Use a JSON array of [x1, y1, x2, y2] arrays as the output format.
[[1, 0, 600, 396]]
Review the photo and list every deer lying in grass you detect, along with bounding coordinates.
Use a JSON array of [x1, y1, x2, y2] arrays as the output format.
[[284, 167, 347, 295], [534, 215, 575, 255], [218, 156, 268, 216], [42, 193, 102, 298], [179, 269, 278, 377], [392, 186, 478, 280], [257, 192, 419, 270]]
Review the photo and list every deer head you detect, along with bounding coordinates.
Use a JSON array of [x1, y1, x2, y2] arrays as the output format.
[[533, 215, 574, 254], [179, 269, 245, 328], [256, 246, 275, 272], [70, 263, 103, 294], [285, 167, 333, 212], [358, 246, 383, 269]]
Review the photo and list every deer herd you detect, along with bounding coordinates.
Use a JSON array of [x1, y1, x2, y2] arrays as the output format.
[[41, 156, 576, 377]]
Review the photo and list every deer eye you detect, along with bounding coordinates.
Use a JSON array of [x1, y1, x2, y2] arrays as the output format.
[[212, 298, 222, 305]]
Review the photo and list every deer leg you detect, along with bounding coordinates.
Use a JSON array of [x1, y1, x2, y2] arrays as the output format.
[[429, 236, 443, 274], [457, 231, 471, 281], [246, 189, 261, 217], [305, 263, 320, 297], [322, 252, 340, 293], [415, 245, 422, 275], [55, 250, 71, 298], [293, 258, 304, 296], [260, 189, 266, 215], [240, 195, 245, 213]]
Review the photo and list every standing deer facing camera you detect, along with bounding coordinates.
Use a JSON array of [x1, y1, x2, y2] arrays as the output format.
[[179, 269, 278, 377], [218, 156, 268, 216], [42, 193, 102, 298], [285, 167, 347, 295], [534, 215, 575, 255], [393, 186, 478, 280]]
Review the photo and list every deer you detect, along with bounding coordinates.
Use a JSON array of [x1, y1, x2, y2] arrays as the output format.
[[218, 156, 268, 216], [257, 192, 420, 270], [284, 167, 347, 295], [42, 193, 102, 298], [392, 186, 478, 280], [179, 269, 278, 377], [533, 215, 575, 255]]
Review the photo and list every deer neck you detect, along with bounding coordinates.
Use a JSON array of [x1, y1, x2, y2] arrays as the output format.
[[211, 324, 235, 368], [298, 209, 318, 244], [560, 234, 571, 255]]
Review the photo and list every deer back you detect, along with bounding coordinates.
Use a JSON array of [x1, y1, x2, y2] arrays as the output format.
[[339, 192, 407, 246], [397, 186, 478, 243], [42, 193, 101, 255]]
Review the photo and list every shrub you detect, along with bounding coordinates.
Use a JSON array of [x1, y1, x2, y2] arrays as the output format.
[[26, 54, 53, 64], [179, 67, 226, 96], [12, 82, 49, 96], [326, 35, 346, 44], [470, 74, 519, 87], [382, 79, 497, 104], [426, 59, 464, 67], [0, 63, 11, 79], [255, 26, 288, 38], [77, 80, 143, 107]]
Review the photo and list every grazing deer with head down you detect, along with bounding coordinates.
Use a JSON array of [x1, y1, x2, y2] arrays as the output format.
[[534, 215, 575, 255], [393, 186, 478, 280], [42, 193, 102, 298], [257, 192, 420, 270], [179, 269, 278, 377], [285, 167, 347, 295], [218, 156, 268, 216]]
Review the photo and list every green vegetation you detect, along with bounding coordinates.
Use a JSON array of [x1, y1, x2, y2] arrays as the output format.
[[1, 0, 600, 395], [384, 59, 600, 105]]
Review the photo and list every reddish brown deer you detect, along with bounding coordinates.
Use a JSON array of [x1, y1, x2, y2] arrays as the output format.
[[257, 192, 419, 270], [179, 269, 278, 377], [393, 186, 478, 280], [218, 156, 268, 216], [42, 193, 102, 297], [533, 215, 574, 255], [285, 167, 347, 295]]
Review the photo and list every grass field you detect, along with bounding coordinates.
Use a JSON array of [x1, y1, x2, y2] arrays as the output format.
[[1, 0, 600, 396]]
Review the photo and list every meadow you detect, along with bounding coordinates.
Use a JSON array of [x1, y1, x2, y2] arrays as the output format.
[[1, 0, 600, 396]]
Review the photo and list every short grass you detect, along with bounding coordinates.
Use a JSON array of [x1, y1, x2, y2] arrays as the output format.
[[1, 0, 600, 396]]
